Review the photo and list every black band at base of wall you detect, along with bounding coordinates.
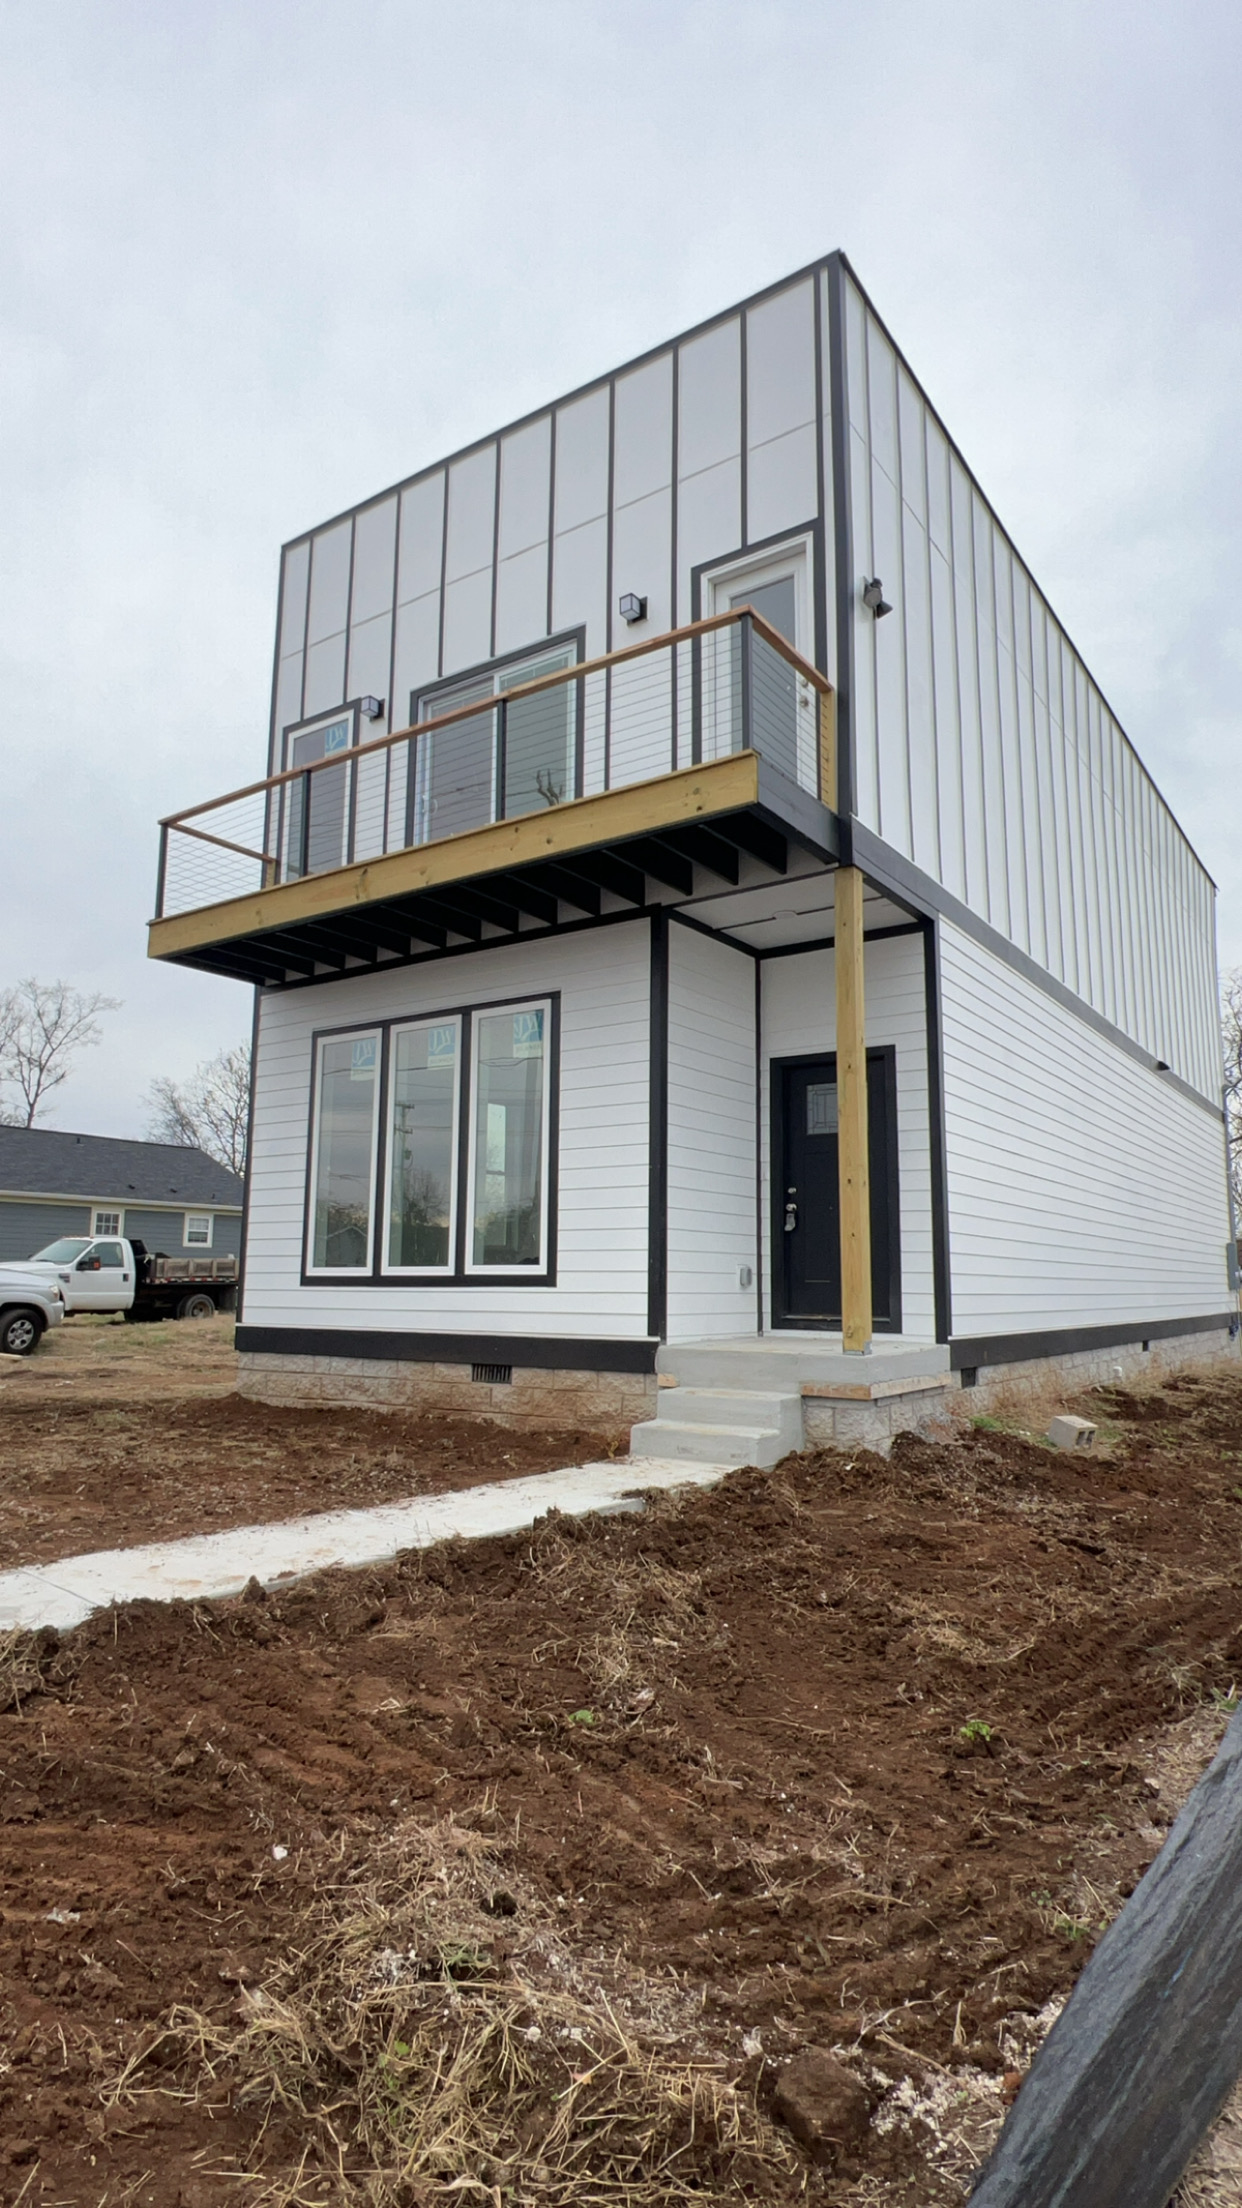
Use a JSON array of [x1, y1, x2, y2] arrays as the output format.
[[233, 1326, 659, 1373], [950, 1311, 1237, 1372]]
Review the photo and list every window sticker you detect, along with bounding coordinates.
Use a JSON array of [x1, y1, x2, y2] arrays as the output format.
[[350, 1036, 378, 1081], [427, 1023, 457, 1071], [324, 720, 350, 756], [512, 1008, 544, 1060]]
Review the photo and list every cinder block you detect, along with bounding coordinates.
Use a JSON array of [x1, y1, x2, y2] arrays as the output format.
[[1047, 1413, 1097, 1451]]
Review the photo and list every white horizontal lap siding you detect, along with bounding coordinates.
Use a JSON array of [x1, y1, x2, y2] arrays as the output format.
[[760, 935, 934, 1338], [244, 926, 651, 1339], [940, 922, 1231, 1336], [666, 925, 756, 1340]]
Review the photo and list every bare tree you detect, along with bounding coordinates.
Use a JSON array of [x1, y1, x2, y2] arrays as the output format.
[[147, 1043, 251, 1176], [1223, 967, 1242, 1220], [0, 978, 120, 1126]]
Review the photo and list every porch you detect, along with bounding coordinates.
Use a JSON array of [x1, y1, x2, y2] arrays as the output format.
[[632, 1330, 953, 1466]]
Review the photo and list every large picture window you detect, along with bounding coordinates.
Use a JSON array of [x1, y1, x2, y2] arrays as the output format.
[[384, 1018, 461, 1271], [304, 997, 555, 1282], [468, 1005, 547, 1270], [308, 1031, 381, 1272]]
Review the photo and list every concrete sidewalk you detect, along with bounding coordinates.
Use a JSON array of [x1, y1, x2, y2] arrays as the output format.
[[0, 1456, 731, 1633]]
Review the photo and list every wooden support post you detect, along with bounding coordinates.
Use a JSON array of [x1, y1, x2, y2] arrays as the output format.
[[836, 866, 871, 1354], [818, 687, 837, 813]]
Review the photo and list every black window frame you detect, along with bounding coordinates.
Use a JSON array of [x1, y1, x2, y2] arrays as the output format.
[[300, 989, 561, 1290]]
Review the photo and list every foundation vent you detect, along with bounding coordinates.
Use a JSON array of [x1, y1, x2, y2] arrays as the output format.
[[472, 1362, 513, 1386]]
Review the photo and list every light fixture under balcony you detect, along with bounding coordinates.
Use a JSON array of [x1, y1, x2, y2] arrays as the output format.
[[862, 579, 892, 618], [619, 593, 647, 625]]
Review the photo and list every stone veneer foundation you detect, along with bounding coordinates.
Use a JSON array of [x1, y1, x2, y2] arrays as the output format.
[[237, 1352, 657, 1438], [801, 1327, 1240, 1454]]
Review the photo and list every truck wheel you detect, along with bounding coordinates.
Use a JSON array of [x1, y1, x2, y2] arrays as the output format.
[[177, 1292, 217, 1320], [0, 1308, 44, 1356]]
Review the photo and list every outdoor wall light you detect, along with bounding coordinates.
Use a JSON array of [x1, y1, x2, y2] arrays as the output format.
[[360, 695, 385, 720], [862, 578, 892, 618], [619, 593, 647, 625], [1156, 1059, 1171, 1071]]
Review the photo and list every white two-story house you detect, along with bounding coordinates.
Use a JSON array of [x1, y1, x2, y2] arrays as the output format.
[[148, 252, 1237, 1460]]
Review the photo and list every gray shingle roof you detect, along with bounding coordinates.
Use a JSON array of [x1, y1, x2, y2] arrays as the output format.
[[0, 1128, 244, 1209]]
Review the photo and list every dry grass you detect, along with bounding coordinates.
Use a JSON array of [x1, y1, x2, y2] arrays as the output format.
[[108, 1808, 802, 2206]]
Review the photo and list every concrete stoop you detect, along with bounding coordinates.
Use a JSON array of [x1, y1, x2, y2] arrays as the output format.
[[632, 1334, 959, 1466], [630, 1385, 804, 1469]]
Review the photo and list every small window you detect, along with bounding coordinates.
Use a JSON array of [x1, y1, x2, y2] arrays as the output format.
[[184, 1213, 214, 1248], [466, 1003, 550, 1271], [92, 1209, 122, 1237], [307, 1030, 381, 1272], [805, 1083, 838, 1137]]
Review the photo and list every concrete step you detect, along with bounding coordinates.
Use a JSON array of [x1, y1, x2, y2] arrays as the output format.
[[630, 1386, 804, 1470], [655, 1385, 800, 1430], [630, 1419, 786, 1468]]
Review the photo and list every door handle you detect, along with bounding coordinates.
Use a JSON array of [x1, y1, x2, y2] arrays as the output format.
[[784, 1201, 798, 1233]]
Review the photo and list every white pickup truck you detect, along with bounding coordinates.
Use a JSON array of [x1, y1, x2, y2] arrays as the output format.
[[11, 1235, 238, 1323], [0, 1268, 65, 1355]]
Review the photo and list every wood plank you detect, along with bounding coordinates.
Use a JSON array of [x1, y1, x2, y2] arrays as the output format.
[[161, 609, 829, 826], [147, 754, 760, 961], [970, 1705, 1242, 2208], [819, 689, 837, 813], [835, 866, 872, 1355]]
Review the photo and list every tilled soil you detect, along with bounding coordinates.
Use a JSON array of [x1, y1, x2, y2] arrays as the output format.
[[3, 1367, 1242, 2202], [0, 1318, 615, 1566]]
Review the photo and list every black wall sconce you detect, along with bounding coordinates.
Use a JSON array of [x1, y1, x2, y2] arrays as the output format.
[[862, 578, 892, 618], [360, 695, 385, 720], [619, 593, 647, 625]]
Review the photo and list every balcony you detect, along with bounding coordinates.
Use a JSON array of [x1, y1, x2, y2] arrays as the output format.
[[148, 610, 838, 984]]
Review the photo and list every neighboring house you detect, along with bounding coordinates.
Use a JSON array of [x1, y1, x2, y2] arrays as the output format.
[[146, 250, 1238, 1455], [0, 1129, 244, 1264]]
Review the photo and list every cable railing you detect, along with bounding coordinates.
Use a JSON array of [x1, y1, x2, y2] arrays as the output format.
[[154, 609, 835, 921]]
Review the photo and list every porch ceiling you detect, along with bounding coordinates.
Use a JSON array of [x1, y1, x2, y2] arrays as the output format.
[[687, 871, 914, 952], [147, 751, 833, 987]]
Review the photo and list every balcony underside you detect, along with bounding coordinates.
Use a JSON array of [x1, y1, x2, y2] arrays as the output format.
[[148, 752, 838, 986]]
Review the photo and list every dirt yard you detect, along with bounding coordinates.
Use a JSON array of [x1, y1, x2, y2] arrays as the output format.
[[0, 1316, 617, 1566], [3, 1335, 1242, 2204]]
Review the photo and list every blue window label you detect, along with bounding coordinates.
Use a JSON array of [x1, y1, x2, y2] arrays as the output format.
[[513, 1008, 544, 1059], [350, 1036, 378, 1080], [325, 720, 350, 755], [428, 1023, 457, 1070]]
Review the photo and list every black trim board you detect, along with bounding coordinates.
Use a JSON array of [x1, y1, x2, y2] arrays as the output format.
[[851, 821, 1224, 1122], [922, 917, 952, 1344], [235, 1326, 658, 1374], [235, 984, 261, 1325], [950, 1312, 1236, 1373], [647, 908, 669, 1338]]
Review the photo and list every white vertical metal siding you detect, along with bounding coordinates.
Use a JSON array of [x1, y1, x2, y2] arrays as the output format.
[[269, 276, 833, 801], [666, 925, 756, 1339], [243, 926, 653, 1339], [842, 268, 1221, 1104], [940, 920, 1231, 1336], [759, 935, 935, 1339]]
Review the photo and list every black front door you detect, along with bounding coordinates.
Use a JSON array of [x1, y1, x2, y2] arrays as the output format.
[[774, 1051, 900, 1329]]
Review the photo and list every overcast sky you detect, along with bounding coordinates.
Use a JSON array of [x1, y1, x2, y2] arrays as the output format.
[[3, 0, 1240, 1135]]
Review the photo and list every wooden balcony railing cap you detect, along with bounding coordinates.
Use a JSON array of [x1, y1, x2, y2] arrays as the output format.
[[159, 607, 832, 830]]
